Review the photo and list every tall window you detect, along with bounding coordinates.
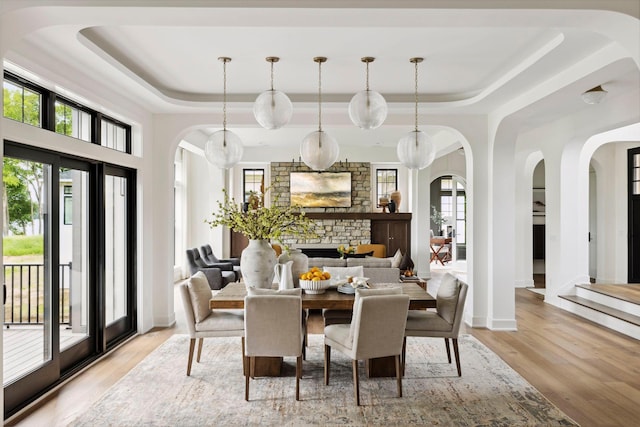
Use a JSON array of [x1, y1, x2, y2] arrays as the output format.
[[439, 178, 466, 244], [3, 79, 41, 126], [376, 169, 397, 202], [54, 100, 92, 142], [243, 169, 264, 202]]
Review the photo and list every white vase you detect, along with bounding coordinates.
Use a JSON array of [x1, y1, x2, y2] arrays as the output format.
[[278, 248, 308, 288], [240, 239, 277, 288]]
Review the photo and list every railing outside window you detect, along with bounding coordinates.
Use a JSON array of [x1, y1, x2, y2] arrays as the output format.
[[3, 262, 72, 325]]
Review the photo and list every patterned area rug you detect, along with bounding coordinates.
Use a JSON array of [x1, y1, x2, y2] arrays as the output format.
[[71, 334, 577, 426]]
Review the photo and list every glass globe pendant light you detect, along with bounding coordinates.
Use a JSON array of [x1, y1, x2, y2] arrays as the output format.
[[397, 57, 435, 170], [300, 57, 339, 171], [349, 57, 387, 129], [205, 57, 244, 169], [253, 56, 293, 129]]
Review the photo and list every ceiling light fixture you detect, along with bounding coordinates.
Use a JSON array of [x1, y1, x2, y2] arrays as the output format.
[[396, 57, 435, 170], [581, 85, 607, 104], [205, 57, 244, 169], [300, 57, 339, 171], [253, 56, 293, 129], [349, 57, 387, 129]]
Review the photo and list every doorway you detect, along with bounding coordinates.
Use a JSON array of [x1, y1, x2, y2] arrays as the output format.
[[430, 176, 467, 263]]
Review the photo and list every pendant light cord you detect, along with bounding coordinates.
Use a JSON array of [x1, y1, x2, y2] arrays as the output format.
[[270, 60, 274, 91], [222, 59, 227, 132], [366, 61, 370, 91], [414, 59, 418, 133], [318, 59, 322, 132]]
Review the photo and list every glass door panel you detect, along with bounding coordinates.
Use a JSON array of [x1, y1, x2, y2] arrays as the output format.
[[3, 157, 53, 386], [105, 174, 127, 325], [58, 167, 90, 351]]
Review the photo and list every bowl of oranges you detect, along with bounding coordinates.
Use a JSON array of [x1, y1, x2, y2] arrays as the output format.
[[299, 267, 332, 294]]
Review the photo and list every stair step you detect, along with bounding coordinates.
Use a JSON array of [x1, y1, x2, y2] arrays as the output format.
[[575, 284, 640, 305], [559, 295, 640, 327]]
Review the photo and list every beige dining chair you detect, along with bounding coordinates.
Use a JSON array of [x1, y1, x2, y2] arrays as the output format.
[[403, 273, 468, 376], [324, 287, 409, 406], [179, 272, 245, 376], [244, 291, 305, 401]]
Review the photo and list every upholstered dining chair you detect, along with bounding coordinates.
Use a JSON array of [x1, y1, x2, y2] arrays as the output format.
[[179, 272, 244, 376], [244, 288, 305, 401], [324, 287, 409, 406], [403, 273, 468, 376]]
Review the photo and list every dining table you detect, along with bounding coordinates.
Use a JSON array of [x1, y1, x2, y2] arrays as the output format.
[[211, 282, 436, 377]]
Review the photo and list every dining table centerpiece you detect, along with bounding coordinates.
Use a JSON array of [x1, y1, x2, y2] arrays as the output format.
[[206, 189, 317, 288]]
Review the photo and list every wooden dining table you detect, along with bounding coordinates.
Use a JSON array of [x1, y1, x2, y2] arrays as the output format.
[[211, 282, 436, 377]]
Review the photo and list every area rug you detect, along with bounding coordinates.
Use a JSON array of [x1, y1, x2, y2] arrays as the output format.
[[70, 334, 578, 426]]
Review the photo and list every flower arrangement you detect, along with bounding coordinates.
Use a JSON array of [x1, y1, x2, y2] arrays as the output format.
[[206, 188, 317, 247], [337, 244, 355, 259]]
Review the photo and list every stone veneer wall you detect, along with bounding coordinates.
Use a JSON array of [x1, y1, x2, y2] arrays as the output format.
[[270, 162, 371, 247]]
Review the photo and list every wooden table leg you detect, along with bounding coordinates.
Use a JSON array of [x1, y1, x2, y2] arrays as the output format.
[[250, 357, 282, 377], [366, 356, 398, 377]]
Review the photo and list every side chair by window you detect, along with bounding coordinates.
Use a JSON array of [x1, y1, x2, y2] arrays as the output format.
[[185, 248, 236, 289], [179, 272, 244, 376], [200, 244, 242, 279]]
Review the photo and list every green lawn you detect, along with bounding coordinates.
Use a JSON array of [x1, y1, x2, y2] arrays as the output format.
[[3, 235, 44, 256]]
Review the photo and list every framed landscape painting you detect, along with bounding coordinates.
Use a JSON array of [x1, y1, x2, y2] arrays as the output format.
[[532, 188, 545, 215], [290, 172, 351, 207]]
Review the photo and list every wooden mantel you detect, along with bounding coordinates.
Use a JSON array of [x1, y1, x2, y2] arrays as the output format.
[[303, 212, 412, 221]]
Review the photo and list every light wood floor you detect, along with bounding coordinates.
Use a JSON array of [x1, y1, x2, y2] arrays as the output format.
[[7, 285, 640, 427]]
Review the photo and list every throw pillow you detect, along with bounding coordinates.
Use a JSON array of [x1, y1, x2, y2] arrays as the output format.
[[398, 252, 415, 271], [187, 271, 213, 323], [323, 266, 364, 280], [345, 251, 374, 258], [349, 287, 403, 342], [247, 287, 302, 296], [391, 249, 403, 268]]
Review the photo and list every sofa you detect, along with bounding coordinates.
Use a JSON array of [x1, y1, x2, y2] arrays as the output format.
[[306, 257, 400, 284]]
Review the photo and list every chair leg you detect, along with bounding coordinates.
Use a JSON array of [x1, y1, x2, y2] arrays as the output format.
[[187, 338, 196, 376], [296, 355, 302, 401], [352, 359, 360, 406], [452, 338, 462, 376], [444, 338, 452, 363], [196, 337, 204, 363], [324, 344, 331, 385], [401, 336, 407, 376], [395, 354, 403, 397], [244, 356, 250, 401], [241, 337, 246, 375]]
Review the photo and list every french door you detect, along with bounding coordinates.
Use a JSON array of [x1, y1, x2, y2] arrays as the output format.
[[3, 142, 136, 417], [629, 147, 640, 283]]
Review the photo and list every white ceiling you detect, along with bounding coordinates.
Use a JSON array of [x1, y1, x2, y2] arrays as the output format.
[[5, 1, 640, 150]]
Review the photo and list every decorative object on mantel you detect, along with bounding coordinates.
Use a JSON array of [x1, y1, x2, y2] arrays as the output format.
[[300, 57, 339, 171], [388, 198, 396, 213], [390, 190, 401, 212], [206, 189, 317, 288], [337, 244, 355, 259], [349, 57, 387, 130], [397, 57, 436, 170], [253, 56, 293, 129], [204, 57, 244, 169], [378, 196, 389, 212]]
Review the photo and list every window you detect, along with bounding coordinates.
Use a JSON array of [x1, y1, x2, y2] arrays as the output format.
[[4, 71, 132, 153], [3, 79, 41, 126], [376, 169, 397, 202], [63, 184, 73, 225], [101, 118, 130, 152], [55, 100, 92, 142], [243, 169, 264, 202], [633, 153, 640, 195]]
